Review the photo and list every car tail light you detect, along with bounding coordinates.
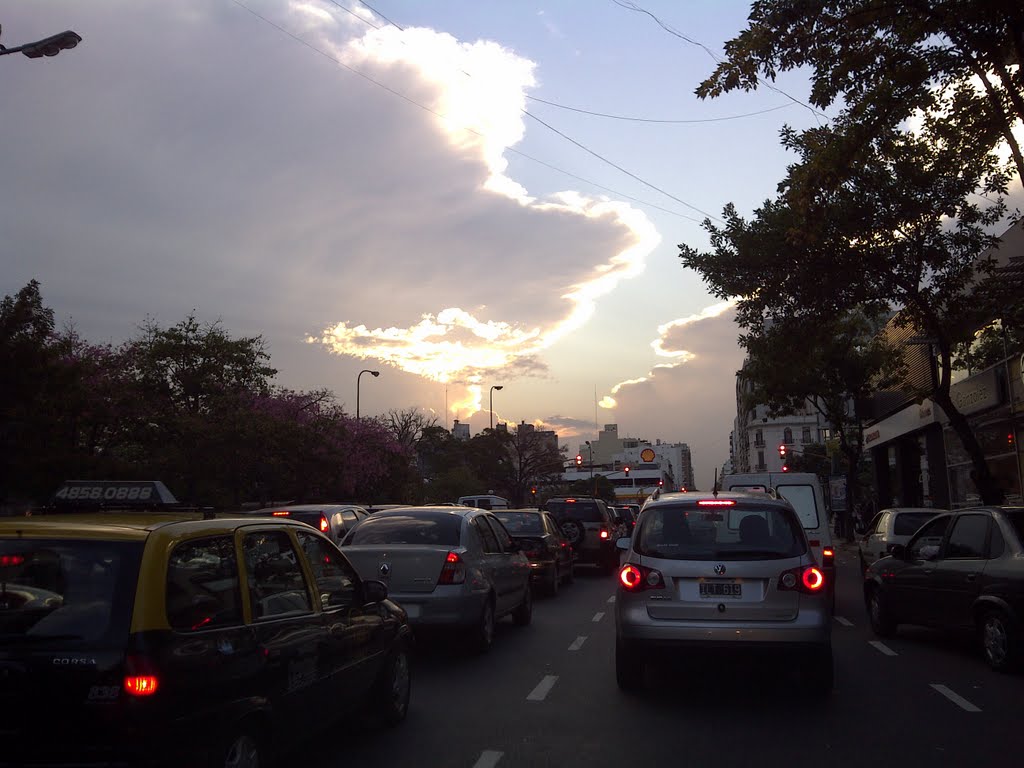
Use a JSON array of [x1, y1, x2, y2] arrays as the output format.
[[438, 551, 466, 585], [619, 563, 665, 592], [319, 514, 329, 533], [777, 565, 826, 594], [697, 499, 736, 506], [0, 554, 25, 567], [123, 656, 160, 697], [599, 529, 610, 540], [822, 547, 835, 567], [271, 510, 290, 517]]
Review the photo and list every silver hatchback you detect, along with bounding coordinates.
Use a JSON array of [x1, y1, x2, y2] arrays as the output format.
[[615, 491, 832, 694]]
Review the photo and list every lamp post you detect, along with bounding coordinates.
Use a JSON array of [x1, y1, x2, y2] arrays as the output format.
[[489, 385, 503, 431], [0, 28, 82, 58], [356, 369, 379, 419], [585, 440, 595, 496]]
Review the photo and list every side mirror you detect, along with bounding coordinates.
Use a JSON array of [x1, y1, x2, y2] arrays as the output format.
[[360, 579, 388, 605], [616, 537, 631, 551], [889, 544, 907, 560]]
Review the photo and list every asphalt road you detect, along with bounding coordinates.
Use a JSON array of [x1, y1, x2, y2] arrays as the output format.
[[299, 549, 1019, 768]]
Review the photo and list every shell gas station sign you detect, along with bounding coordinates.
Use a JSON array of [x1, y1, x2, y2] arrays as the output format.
[[640, 448, 656, 463]]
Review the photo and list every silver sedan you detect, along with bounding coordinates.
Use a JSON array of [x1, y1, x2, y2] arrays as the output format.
[[341, 506, 532, 652]]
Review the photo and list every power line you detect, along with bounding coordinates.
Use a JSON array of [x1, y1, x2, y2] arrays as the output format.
[[228, 0, 707, 224], [525, 95, 796, 124], [611, 0, 829, 123], [356, 0, 405, 31]]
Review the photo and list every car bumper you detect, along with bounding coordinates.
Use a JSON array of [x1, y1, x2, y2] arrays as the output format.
[[528, 560, 557, 583], [387, 587, 488, 627]]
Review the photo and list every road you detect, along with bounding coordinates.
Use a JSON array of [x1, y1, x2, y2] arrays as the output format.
[[299, 549, 1019, 768]]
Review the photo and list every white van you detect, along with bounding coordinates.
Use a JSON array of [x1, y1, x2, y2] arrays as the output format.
[[720, 472, 835, 604], [456, 494, 510, 510]]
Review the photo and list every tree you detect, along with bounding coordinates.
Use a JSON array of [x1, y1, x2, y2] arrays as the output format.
[[682, 108, 1014, 504], [698, 1, 1024, 180], [503, 425, 566, 507], [381, 407, 439, 453]]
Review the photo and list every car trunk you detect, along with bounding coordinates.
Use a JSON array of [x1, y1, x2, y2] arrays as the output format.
[[639, 555, 803, 622], [343, 545, 457, 593]]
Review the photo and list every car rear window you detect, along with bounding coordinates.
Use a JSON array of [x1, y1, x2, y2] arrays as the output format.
[[1003, 510, 1024, 546], [634, 503, 807, 561], [546, 500, 605, 523], [345, 513, 462, 546], [493, 512, 543, 534], [893, 511, 939, 536], [0, 539, 143, 647], [773, 484, 820, 529]]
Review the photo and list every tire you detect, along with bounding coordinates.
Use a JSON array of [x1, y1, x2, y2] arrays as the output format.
[[370, 645, 411, 726], [562, 560, 575, 585], [471, 597, 496, 653], [615, 641, 644, 692], [513, 583, 533, 626], [560, 519, 584, 547], [868, 588, 897, 638], [804, 646, 834, 697], [980, 609, 1019, 672], [858, 551, 868, 577], [215, 727, 265, 768]]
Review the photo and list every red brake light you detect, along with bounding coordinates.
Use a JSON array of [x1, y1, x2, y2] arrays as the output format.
[[0, 554, 25, 567], [618, 563, 664, 592], [123, 656, 160, 697], [802, 567, 825, 591], [822, 547, 834, 564], [697, 500, 736, 507], [599, 529, 610, 540], [271, 510, 290, 517], [438, 551, 466, 585], [778, 566, 826, 594], [319, 514, 329, 533]]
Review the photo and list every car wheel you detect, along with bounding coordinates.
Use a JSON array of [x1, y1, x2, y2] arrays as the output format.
[[472, 597, 496, 653], [868, 588, 896, 637], [560, 520, 584, 547], [804, 646, 834, 696], [563, 561, 575, 585], [371, 645, 411, 725], [217, 728, 264, 768], [980, 609, 1019, 672], [858, 551, 868, 577], [513, 583, 533, 626], [615, 641, 644, 692]]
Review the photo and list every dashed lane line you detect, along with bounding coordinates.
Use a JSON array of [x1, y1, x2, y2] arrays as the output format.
[[568, 636, 587, 651], [834, 616, 854, 627], [472, 751, 504, 768], [526, 675, 559, 702], [869, 640, 898, 656], [592, 612, 605, 622], [607, 595, 616, 603], [931, 684, 982, 712]]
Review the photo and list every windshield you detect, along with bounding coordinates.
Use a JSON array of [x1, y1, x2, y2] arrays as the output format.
[[894, 511, 940, 536], [0, 539, 143, 646], [345, 513, 462, 546], [634, 503, 807, 561], [493, 512, 543, 534]]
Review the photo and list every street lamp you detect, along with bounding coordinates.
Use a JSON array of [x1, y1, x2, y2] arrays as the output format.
[[0, 28, 82, 59], [585, 440, 595, 496], [356, 369, 379, 419], [489, 385, 503, 431]]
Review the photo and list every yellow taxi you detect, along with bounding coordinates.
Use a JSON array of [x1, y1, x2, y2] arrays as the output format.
[[0, 481, 412, 767]]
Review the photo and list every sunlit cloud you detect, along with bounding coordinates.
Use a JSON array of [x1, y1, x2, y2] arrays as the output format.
[[652, 300, 736, 357]]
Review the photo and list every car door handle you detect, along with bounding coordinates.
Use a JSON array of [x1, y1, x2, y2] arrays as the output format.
[[965, 573, 977, 582], [923, 568, 934, 575]]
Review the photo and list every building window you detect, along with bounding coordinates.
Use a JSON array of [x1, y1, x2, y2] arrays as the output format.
[[783, 427, 793, 444], [802, 427, 811, 444], [755, 429, 764, 447], [757, 450, 765, 470]]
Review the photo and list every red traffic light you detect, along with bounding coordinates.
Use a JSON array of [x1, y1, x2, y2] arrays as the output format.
[[782, 464, 789, 472], [575, 454, 583, 466], [624, 466, 630, 475]]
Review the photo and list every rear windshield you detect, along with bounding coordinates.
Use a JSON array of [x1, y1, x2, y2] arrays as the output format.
[[1003, 510, 1024, 545], [0, 539, 143, 647], [493, 512, 543, 534], [345, 513, 462, 546], [894, 511, 939, 536], [546, 500, 606, 523], [773, 485, 820, 529], [634, 503, 807, 561]]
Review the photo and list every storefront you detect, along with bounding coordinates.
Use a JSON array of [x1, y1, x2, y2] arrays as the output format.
[[865, 399, 948, 509]]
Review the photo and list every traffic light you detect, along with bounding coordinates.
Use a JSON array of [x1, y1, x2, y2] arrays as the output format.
[[575, 454, 583, 467], [531, 486, 537, 497], [782, 464, 789, 472], [778, 444, 787, 460], [624, 466, 630, 477]]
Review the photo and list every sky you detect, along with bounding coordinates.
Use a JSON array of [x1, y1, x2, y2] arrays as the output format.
[[0, 1, 856, 490]]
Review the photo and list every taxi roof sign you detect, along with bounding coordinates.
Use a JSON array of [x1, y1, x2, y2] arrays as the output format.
[[50, 480, 179, 508]]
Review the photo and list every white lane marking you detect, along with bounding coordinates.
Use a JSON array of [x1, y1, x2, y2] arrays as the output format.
[[834, 616, 854, 627], [931, 684, 982, 712], [869, 640, 898, 656], [568, 636, 587, 651], [592, 611, 605, 622], [607, 595, 617, 603], [526, 675, 558, 702], [472, 751, 504, 768]]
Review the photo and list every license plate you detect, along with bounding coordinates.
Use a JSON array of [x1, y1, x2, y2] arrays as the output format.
[[699, 581, 741, 598]]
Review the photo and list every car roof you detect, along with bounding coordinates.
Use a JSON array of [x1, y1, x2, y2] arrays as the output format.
[[368, 506, 480, 519], [0, 512, 314, 541], [645, 490, 790, 507]]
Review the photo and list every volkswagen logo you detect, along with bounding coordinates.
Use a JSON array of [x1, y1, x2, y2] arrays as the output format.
[[714, 564, 726, 575], [379, 562, 391, 577]]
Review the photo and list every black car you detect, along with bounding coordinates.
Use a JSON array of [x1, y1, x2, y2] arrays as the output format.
[[0, 481, 412, 767], [244, 503, 370, 545], [492, 509, 575, 595], [544, 496, 619, 574], [864, 506, 1024, 671]]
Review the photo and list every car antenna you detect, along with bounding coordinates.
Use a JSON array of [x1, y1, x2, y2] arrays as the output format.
[[713, 468, 719, 498]]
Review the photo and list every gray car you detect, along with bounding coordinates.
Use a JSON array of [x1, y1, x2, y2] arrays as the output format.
[[340, 507, 532, 652], [857, 507, 947, 574], [615, 490, 833, 694]]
